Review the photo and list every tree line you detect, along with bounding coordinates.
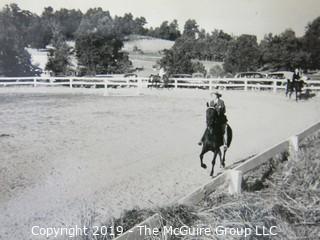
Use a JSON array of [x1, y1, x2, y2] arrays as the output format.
[[160, 19, 320, 76], [1, 3, 320, 77], [0, 4, 181, 76]]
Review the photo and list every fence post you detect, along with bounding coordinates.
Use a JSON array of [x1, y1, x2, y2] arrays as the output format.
[[103, 78, 109, 96], [244, 79, 248, 91], [136, 78, 141, 96], [289, 135, 299, 157], [209, 79, 212, 90], [174, 79, 178, 89], [227, 170, 242, 194], [273, 80, 277, 93], [33, 78, 37, 87], [70, 78, 73, 88]]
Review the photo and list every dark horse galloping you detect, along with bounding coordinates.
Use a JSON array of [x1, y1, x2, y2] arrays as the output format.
[[286, 79, 304, 101], [200, 107, 232, 177], [149, 74, 162, 88]]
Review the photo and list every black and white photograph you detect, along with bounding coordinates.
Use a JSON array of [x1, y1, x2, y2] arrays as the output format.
[[0, 0, 319, 239]]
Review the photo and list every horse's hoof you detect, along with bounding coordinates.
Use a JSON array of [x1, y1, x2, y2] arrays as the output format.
[[201, 164, 207, 169]]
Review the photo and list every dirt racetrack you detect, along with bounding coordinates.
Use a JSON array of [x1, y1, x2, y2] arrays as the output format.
[[0, 87, 320, 239]]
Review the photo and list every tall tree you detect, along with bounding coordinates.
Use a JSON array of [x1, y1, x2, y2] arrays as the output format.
[[223, 34, 260, 74], [75, 8, 131, 75], [0, 5, 38, 76], [160, 48, 205, 75], [168, 20, 181, 40], [183, 19, 199, 38], [54, 8, 83, 39], [147, 19, 180, 40], [260, 30, 310, 71], [76, 32, 131, 75], [46, 31, 73, 76], [304, 16, 320, 70], [206, 30, 232, 61]]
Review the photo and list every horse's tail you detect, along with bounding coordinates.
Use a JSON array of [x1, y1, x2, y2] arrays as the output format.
[[226, 124, 232, 147]]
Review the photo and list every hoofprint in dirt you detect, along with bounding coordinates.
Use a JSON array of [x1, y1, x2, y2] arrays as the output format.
[[0, 88, 320, 239]]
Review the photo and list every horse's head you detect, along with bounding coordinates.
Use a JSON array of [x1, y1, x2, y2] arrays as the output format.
[[206, 107, 218, 129]]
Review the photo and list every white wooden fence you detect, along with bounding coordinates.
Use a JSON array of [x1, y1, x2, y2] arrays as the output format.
[[1, 76, 320, 91]]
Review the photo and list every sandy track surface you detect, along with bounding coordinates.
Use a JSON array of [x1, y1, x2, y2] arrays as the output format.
[[0, 87, 320, 239]]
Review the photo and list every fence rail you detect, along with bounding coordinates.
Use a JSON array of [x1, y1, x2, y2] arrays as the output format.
[[1, 76, 320, 91]]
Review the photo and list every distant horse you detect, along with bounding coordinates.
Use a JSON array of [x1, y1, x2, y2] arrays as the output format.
[[286, 79, 305, 101], [162, 75, 171, 88], [200, 107, 232, 177], [149, 74, 162, 88]]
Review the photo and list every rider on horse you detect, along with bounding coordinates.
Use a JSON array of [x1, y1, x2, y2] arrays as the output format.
[[198, 91, 228, 149], [288, 68, 305, 101]]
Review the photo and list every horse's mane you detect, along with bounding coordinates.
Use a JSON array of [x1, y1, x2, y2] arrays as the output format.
[[206, 107, 218, 128]]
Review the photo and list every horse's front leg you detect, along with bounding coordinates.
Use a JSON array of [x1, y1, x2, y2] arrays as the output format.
[[200, 147, 208, 169], [217, 147, 225, 169], [210, 150, 219, 177]]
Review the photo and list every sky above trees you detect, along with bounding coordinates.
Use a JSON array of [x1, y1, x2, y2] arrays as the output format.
[[0, 0, 319, 41]]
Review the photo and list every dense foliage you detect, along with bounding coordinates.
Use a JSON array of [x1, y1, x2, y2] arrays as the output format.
[[260, 30, 310, 71], [304, 16, 320, 70], [148, 20, 181, 41], [74, 8, 132, 75], [159, 20, 231, 75], [76, 33, 131, 75], [45, 32, 73, 76], [223, 34, 260, 74], [1, 3, 320, 77], [0, 4, 39, 76], [161, 18, 320, 75]]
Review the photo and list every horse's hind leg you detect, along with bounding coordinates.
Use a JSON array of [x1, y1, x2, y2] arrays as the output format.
[[217, 148, 223, 168], [200, 148, 208, 169], [221, 147, 227, 168], [210, 151, 219, 177], [217, 148, 225, 169]]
